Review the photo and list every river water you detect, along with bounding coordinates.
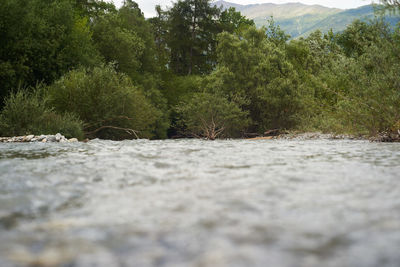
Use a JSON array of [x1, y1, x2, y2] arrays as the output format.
[[0, 139, 399, 267]]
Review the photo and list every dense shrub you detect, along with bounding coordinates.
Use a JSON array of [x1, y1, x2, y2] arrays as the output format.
[[208, 27, 313, 133], [0, 90, 84, 139], [334, 44, 400, 135], [175, 92, 249, 139], [47, 65, 162, 140], [308, 20, 400, 135]]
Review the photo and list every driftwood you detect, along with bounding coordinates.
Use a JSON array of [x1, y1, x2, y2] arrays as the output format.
[[83, 116, 138, 129], [264, 129, 283, 136], [247, 136, 274, 140], [244, 133, 261, 138], [371, 130, 400, 142], [83, 116, 140, 139], [85, 126, 139, 139]]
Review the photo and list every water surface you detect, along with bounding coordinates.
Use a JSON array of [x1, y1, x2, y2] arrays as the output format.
[[0, 139, 399, 267]]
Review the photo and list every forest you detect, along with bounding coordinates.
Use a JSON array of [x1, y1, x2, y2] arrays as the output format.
[[0, 0, 399, 140]]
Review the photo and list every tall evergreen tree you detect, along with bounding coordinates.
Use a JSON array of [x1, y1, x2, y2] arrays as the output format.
[[148, 5, 170, 68], [167, 0, 221, 75]]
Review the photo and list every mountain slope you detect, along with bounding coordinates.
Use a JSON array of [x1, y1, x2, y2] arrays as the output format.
[[213, 1, 341, 20], [279, 5, 400, 38], [213, 1, 400, 38]]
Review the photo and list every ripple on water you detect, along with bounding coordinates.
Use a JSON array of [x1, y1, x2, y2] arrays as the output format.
[[0, 139, 399, 267]]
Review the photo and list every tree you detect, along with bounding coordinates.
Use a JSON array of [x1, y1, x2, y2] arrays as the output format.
[[335, 19, 391, 58], [90, 1, 170, 138], [265, 17, 290, 46], [148, 5, 170, 68], [379, 0, 400, 12], [92, 13, 145, 79], [74, 0, 116, 18], [167, 0, 221, 75], [210, 26, 313, 132], [218, 7, 254, 34], [0, 0, 100, 107], [92, 0, 159, 81]]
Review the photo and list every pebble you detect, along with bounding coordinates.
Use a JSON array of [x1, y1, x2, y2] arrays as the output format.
[[0, 134, 79, 143]]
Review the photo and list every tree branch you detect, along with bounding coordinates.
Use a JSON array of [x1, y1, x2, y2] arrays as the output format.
[[85, 126, 140, 139], [83, 116, 137, 129]]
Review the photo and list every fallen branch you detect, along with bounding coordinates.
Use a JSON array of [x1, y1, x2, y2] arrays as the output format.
[[85, 126, 140, 139], [83, 116, 138, 129]]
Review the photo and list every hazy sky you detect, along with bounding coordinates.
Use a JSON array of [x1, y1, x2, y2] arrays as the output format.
[[111, 0, 376, 17]]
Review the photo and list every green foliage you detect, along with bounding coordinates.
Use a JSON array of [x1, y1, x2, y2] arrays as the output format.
[[152, 1, 255, 77], [379, 0, 400, 13], [159, 74, 202, 137], [0, 90, 84, 139], [212, 26, 312, 132], [90, 1, 170, 138], [223, 2, 400, 39], [0, 0, 101, 106], [47, 65, 162, 140], [265, 17, 291, 45], [163, 75, 202, 107], [303, 20, 400, 135], [175, 92, 249, 139], [167, 0, 221, 75], [1, 0, 399, 140], [116, 0, 159, 76], [291, 5, 399, 38], [74, 0, 116, 18], [333, 44, 400, 135], [336, 19, 391, 57], [148, 5, 170, 69], [91, 0, 159, 81], [92, 13, 145, 78], [219, 7, 255, 34]]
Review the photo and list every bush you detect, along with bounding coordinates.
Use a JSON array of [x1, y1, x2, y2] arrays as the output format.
[[47, 65, 161, 140], [0, 89, 84, 139], [314, 39, 400, 136], [175, 92, 249, 139], [212, 27, 313, 133]]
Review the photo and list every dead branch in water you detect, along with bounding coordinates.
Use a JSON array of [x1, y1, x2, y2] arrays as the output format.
[[198, 116, 225, 140]]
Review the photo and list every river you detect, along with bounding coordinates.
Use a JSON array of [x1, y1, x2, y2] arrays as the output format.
[[0, 139, 399, 267]]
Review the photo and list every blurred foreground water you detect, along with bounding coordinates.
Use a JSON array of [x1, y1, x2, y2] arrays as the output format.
[[0, 139, 399, 267]]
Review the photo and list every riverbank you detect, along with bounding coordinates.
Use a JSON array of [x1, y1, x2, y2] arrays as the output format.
[[254, 132, 361, 140], [0, 133, 78, 143], [369, 130, 400, 142], [1, 131, 399, 143], [247, 131, 400, 142]]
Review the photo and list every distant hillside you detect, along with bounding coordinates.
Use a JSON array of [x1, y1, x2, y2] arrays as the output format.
[[213, 0, 341, 19], [213, 1, 400, 38], [277, 5, 400, 38]]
